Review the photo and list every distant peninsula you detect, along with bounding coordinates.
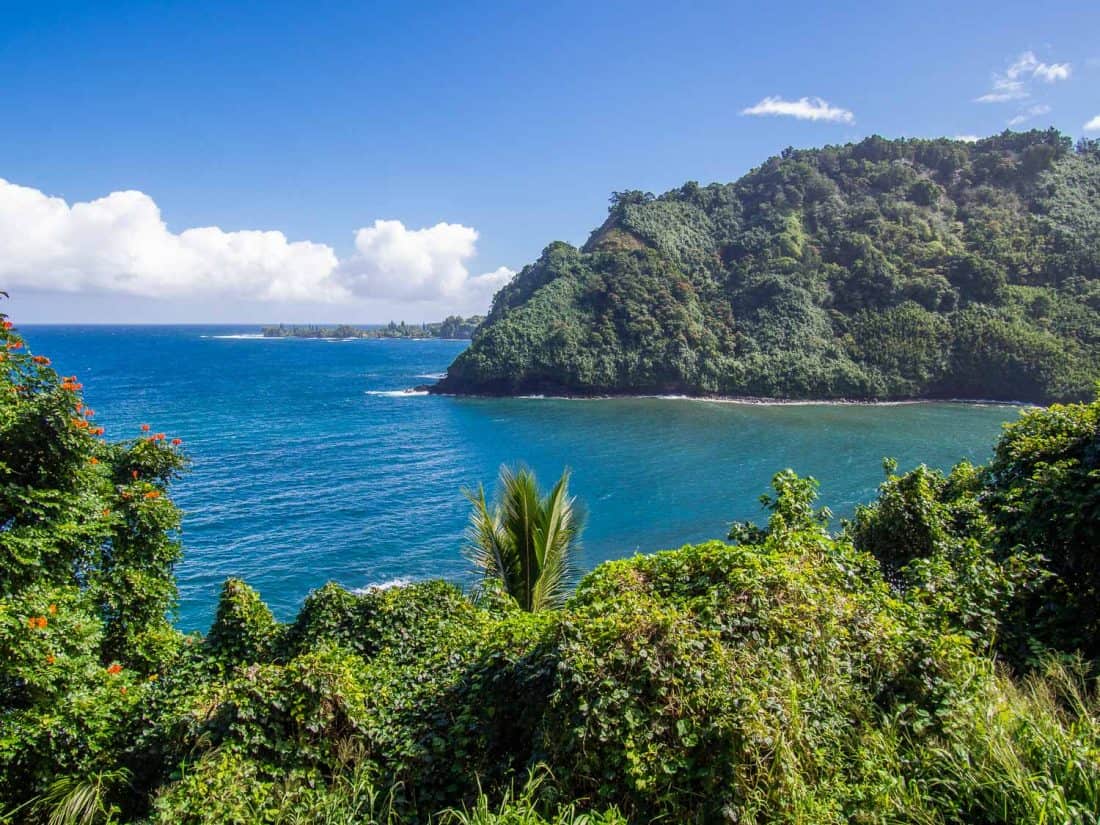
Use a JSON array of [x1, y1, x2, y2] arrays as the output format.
[[263, 315, 484, 340], [433, 130, 1100, 404]]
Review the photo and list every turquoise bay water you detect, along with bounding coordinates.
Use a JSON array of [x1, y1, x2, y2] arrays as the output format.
[[21, 326, 1021, 631]]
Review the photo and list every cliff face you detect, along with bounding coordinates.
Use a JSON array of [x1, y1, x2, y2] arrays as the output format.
[[434, 130, 1100, 402]]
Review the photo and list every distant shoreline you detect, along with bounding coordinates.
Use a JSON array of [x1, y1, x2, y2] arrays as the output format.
[[261, 317, 483, 341]]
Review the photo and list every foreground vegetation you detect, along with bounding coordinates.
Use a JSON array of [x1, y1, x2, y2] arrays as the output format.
[[2, 313, 1099, 823], [437, 130, 1100, 403]]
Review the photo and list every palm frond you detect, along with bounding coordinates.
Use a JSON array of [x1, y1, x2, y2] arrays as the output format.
[[463, 484, 511, 583], [464, 465, 584, 612], [531, 469, 583, 611], [34, 768, 130, 825]]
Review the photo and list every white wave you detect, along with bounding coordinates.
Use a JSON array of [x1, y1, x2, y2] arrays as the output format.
[[503, 393, 1017, 407], [203, 333, 267, 339], [352, 577, 414, 594], [415, 372, 447, 380], [365, 389, 429, 397]]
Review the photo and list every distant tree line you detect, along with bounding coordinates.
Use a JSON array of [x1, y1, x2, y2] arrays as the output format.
[[262, 315, 485, 340]]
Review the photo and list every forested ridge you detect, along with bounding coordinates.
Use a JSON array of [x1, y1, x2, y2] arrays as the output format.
[[436, 129, 1100, 402]]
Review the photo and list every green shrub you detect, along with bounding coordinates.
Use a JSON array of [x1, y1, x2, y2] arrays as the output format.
[[985, 399, 1100, 658], [205, 578, 280, 666]]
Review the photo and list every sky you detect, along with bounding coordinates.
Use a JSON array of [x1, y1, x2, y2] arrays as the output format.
[[2, 0, 1099, 324]]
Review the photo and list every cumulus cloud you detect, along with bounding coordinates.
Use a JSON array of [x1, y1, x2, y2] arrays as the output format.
[[1085, 115, 1100, 132], [1008, 103, 1052, 126], [336, 220, 515, 302], [975, 51, 1071, 103], [740, 96, 854, 124], [465, 266, 517, 306], [0, 179, 343, 301], [0, 179, 513, 309]]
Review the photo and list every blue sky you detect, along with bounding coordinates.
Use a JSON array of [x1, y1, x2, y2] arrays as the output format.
[[2, 0, 1099, 323]]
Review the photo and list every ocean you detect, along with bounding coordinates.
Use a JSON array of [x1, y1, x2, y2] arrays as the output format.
[[19, 325, 1022, 631]]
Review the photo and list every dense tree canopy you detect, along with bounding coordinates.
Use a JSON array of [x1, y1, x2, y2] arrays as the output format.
[[437, 130, 1100, 402]]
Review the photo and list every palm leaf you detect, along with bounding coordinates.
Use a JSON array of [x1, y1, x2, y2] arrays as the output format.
[[464, 465, 584, 611]]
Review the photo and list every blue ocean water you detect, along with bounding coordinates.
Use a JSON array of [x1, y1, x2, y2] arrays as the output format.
[[20, 325, 1022, 631]]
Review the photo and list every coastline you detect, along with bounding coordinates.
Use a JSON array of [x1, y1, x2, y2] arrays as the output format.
[[418, 384, 1034, 407]]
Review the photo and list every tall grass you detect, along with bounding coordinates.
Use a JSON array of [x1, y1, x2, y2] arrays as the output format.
[[910, 657, 1100, 824], [438, 770, 626, 825]]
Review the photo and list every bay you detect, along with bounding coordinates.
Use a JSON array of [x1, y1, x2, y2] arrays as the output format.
[[20, 325, 1021, 630]]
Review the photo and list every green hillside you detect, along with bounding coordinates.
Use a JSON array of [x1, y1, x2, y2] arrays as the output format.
[[435, 130, 1100, 402]]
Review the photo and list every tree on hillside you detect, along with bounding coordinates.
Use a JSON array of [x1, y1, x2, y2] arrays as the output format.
[[0, 301, 188, 815]]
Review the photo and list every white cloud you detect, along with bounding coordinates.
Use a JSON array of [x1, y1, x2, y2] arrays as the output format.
[[1007, 103, 1052, 126], [0, 179, 343, 301], [954, 135, 981, 142], [1033, 62, 1071, 82], [976, 50, 1071, 103], [1084, 115, 1100, 132], [740, 96, 854, 124], [975, 85, 1027, 104], [0, 179, 513, 310], [337, 220, 514, 302], [466, 266, 517, 303]]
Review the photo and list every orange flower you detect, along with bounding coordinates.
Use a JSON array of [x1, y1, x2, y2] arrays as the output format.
[[27, 616, 47, 629], [103, 508, 111, 517], [155, 433, 165, 441], [171, 438, 182, 446], [91, 426, 105, 436], [106, 663, 122, 675], [140, 423, 150, 432], [6, 341, 23, 350], [120, 687, 127, 695], [89, 457, 99, 465], [32, 355, 50, 365], [73, 419, 89, 429], [143, 490, 161, 500], [46, 654, 56, 665], [131, 470, 139, 479], [2, 320, 12, 330], [84, 408, 95, 418], [48, 604, 56, 615]]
